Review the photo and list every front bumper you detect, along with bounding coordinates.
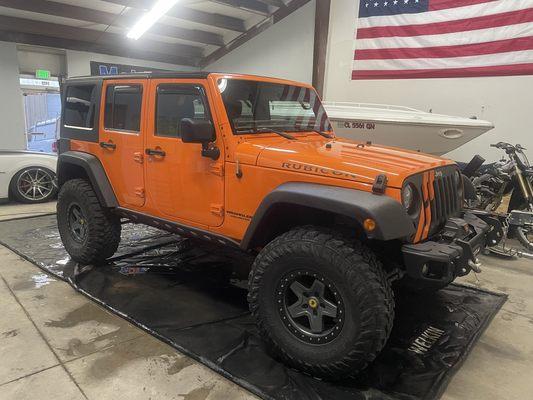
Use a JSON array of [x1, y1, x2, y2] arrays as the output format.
[[401, 212, 490, 284]]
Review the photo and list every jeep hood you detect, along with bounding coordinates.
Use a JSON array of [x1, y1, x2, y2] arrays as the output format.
[[245, 136, 454, 188]]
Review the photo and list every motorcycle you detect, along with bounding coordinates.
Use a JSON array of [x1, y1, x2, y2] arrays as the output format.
[[460, 142, 533, 254]]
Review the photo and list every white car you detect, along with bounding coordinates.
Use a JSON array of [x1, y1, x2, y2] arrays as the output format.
[[0, 151, 57, 203]]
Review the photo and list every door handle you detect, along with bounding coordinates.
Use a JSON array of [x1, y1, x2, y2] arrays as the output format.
[[145, 148, 166, 157], [100, 141, 116, 150]]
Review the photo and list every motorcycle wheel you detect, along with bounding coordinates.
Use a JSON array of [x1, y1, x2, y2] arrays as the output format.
[[515, 226, 533, 252]]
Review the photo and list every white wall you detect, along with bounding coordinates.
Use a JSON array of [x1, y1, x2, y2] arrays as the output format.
[[66, 50, 198, 77], [324, 0, 533, 162], [205, 0, 316, 83], [0, 42, 26, 150]]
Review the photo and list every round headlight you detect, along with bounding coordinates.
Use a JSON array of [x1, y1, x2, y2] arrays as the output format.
[[402, 184, 414, 211]]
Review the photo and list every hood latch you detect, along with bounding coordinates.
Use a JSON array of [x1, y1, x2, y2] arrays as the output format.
[[372, 174, 388, 194]]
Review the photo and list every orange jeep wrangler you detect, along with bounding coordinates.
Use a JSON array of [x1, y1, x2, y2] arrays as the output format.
[[56, 72, 491, 378]]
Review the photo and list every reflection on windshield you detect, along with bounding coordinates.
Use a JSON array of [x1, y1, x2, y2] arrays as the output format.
[[219, 79, 332, 135]]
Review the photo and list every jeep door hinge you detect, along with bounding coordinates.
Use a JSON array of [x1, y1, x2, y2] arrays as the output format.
[[134, 187, 145, 198], [210, 163, 224, 177], [210, 203, 224, 217], [133, 152, 144, 164]]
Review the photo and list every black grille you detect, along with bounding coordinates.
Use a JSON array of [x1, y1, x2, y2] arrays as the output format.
[[429, 167, 461, 235]]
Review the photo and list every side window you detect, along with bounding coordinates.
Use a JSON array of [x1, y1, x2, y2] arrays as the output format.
[[64, 85, 96, 129], [155, 85, 208, 138], [104, 85, 142, 132]]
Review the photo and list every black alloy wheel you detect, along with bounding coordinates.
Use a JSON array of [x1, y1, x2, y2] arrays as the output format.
[[67, 203, 88, 243], [278, 270, 344, 344]]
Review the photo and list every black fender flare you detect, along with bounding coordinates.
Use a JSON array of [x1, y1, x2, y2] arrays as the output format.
[[57, 151, 118, 208], [240, 182, 415, 250]]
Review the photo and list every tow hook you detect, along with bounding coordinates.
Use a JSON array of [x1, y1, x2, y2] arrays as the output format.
[[468, 258, 482, 273]]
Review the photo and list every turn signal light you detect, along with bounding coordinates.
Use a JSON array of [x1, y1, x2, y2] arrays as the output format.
[[364, 218, 376, 232]]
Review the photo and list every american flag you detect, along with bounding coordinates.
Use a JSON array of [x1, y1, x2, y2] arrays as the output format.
[[352, 0, 533, 79]]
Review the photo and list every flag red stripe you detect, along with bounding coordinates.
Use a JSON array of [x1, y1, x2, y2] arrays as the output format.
[[429, 0, 496, 12], [356, 8, 533, 39], [354, 36, 533, 60], [352, 63, 533, 79]]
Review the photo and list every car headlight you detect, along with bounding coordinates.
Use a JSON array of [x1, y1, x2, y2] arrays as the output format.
[[402, 183, 417, 213]]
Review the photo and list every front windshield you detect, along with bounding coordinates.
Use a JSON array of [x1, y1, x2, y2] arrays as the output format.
[[218, 78, 332, 134]]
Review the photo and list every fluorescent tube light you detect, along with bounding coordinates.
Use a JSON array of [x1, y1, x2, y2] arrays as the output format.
[[127, 0, 179, 40]]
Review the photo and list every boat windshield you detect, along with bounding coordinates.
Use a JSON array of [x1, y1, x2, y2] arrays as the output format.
[[218, 78, 332, 135]]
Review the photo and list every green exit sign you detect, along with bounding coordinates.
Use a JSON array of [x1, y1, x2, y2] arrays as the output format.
[[35, 69, 51, 79]]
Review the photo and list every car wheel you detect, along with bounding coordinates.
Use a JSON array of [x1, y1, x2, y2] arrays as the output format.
[[10, 167, 58, 203], [248, 226, 394, 379], [57, 179, 121, 264]]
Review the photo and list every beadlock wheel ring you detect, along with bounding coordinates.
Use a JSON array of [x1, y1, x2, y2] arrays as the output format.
[[276, 269, 345, 344]]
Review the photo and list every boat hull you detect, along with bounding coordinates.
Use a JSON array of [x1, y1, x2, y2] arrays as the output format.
[[330, 118, 490, 156]]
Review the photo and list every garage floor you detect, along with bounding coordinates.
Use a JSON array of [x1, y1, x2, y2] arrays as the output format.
[[0, 203, 532, 400]]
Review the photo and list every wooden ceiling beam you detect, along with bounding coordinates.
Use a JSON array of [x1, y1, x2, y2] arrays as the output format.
[[101, 0, 247, 32], [0, 0, 224, 46], [0, 30, 198, 66], [0, 15, 204, 58]]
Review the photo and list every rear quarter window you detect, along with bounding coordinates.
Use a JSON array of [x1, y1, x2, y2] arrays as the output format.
[[60, 80, 101, 143], [63, 85, 96, 129]]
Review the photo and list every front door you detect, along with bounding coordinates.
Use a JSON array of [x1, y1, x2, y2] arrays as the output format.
[[144, 79, 224, 227], [98, 79, 147, 208]]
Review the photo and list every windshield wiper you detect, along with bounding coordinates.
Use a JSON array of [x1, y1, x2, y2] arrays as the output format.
[[310, 129, 334, 139], [291, 128, 334, 139], [254, 127, 296, 140]]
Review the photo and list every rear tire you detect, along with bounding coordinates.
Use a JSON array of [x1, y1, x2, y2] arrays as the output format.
[[57, 179, 121, 264], [248, 226, 394, 379]]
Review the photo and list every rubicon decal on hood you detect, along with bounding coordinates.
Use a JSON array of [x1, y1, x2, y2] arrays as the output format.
[[281, 162, 359, 180]]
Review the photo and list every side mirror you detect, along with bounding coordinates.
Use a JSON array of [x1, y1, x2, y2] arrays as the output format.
[[180, 118, 220, 160], [181, 118, 215, 144]]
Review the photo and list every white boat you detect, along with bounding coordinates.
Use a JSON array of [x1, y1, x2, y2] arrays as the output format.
[[323, 102, 494, 156]]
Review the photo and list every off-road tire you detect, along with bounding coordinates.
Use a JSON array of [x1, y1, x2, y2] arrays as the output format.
[[57, 179, 121, 264], [248, 226, 394, 379]]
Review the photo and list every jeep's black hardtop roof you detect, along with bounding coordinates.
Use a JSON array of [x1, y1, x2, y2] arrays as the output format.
[[63, 72, 308, 87], [65, 71, 211, 82]]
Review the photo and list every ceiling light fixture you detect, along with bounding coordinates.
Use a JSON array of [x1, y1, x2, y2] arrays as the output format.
[[127, 0, 179, 40]]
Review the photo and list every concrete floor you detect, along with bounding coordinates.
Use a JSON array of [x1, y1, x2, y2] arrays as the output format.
[[0, 202, 532, 400]]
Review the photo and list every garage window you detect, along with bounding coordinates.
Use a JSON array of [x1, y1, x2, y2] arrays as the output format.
[[63, 85, 96, 129], [155, 85, 208, 138], [104, 85, 142, 132]]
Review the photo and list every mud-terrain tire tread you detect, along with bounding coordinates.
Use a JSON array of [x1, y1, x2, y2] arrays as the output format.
[[247, 225, 394, 379], [57, 178, 121, 264]]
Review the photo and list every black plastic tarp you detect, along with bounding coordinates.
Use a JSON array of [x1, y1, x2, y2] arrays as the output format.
[[0, 215, 506, 400]]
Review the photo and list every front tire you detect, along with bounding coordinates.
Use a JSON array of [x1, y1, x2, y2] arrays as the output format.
[[57, 179, 121, 264], [248, 226, 394, 379]]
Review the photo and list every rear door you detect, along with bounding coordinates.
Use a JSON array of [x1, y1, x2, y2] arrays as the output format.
[[98, 79, 147, 208], [144, 79, 224, 227]]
